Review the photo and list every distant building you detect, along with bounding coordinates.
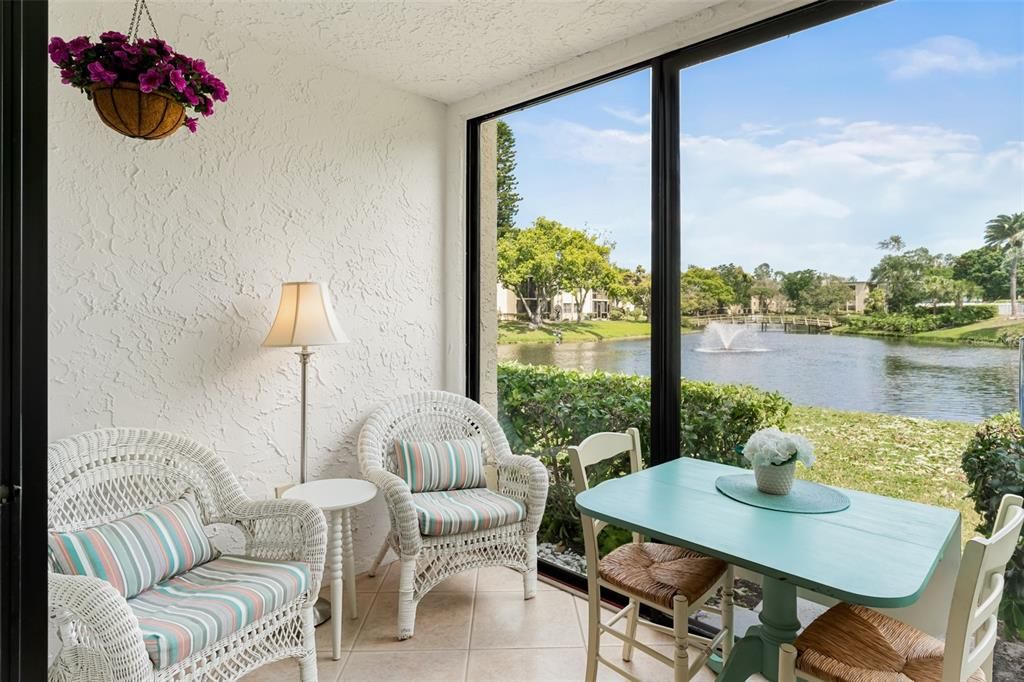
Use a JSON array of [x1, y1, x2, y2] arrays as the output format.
[[497, 283, 612, 320]]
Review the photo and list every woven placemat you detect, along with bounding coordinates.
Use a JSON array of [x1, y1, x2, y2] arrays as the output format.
[[715, 474, 850, 514]]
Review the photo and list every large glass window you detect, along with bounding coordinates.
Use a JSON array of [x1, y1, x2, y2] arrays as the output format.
[[469, 4, 1024, 664], [477, 70, 651, 575]]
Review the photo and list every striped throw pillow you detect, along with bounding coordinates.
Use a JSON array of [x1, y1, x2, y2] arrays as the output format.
[[48, 494, 217, 599], [394, 437, 487, 492]]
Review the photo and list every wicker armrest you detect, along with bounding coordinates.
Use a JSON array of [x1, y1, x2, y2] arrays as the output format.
[[496, 453, 549, 534], [363, 468, 423, 556], [227, 497, 328, 598], [48, 572, 154, 682]]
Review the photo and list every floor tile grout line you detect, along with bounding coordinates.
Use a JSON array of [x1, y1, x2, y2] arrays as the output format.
[[464, 569, 481, 681]]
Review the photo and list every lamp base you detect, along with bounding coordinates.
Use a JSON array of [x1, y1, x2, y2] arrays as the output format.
[[313, 597, 332, 626]]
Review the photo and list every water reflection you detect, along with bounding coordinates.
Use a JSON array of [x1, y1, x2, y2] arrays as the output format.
[[497, 332, 1018, 423]]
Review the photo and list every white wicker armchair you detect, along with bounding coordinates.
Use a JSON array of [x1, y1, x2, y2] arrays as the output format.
[[358, 391, 548, 639], [47, 428, 328, 682]]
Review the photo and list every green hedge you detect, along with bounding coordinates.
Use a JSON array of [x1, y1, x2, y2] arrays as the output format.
[[842, 306, 996, 335], [961, 412, 1024, 639], [497, 361, 791, 553]]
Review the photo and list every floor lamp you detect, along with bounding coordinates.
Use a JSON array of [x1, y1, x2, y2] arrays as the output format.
[[263, 281, 347, 484]]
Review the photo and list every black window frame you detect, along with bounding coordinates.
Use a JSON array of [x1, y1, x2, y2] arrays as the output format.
[[1, 0, 49, 679], [464, 0, 885, 587]]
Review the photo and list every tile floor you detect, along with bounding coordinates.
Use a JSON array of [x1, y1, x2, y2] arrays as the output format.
[[240, 560, 739, 682]]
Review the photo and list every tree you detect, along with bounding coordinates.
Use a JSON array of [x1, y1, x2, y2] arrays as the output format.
[[953, 245, 1009, 301], [496, 218, 563, 324], [713, 264, 753, 313], [802, 276, 854, 314], [557, 228, 618, 322], [496, 121, 522, 239], [681, 267, 734, 315], [878, 235, 906, 252], [870, 243, 941, 313], [750, 277, 780, 314], [753, 263, 773, 281], [984, 213, 1024, 317], [780, 269, 818, 311], [620, 266, 651, 320], [921, 275, 983, 311]]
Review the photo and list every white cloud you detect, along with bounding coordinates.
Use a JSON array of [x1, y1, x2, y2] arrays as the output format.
[[513, 115, 1024, 278], [815, 117, 843, 127], [739, 122, 784, 138], [881, 36, 1023, 79], [602, 106, 651, 126], [744, 188, 851, 219]]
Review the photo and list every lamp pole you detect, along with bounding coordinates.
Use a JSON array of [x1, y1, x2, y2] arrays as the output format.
[[298, 346, 313, 483]]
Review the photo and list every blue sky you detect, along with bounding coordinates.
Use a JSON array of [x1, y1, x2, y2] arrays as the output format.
[[500, 0, 1024, 280]]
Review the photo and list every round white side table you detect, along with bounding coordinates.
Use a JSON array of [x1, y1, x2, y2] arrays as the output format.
[[283, 478, 377, 660]]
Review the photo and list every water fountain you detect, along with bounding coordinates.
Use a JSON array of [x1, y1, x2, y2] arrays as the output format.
[[696, 322, 770, 353]]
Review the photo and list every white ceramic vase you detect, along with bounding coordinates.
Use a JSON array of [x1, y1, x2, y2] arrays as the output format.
[[755, 461, 795, 495]]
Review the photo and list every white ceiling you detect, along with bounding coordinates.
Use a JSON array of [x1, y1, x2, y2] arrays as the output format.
[[169, 1, 725, 103]]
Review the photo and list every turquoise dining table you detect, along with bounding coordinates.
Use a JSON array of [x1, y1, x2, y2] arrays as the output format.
[[574, 456, 960, 682]]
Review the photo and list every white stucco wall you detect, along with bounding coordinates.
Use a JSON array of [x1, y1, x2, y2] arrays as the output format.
[[48, 2, 447, 572]]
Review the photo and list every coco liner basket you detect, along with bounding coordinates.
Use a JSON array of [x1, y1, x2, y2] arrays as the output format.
[[90, 82, 185, 140]]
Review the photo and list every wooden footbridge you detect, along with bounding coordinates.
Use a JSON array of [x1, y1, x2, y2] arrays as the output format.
[[688, 314, 839, 334]]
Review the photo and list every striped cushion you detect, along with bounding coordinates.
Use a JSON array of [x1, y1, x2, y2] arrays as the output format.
[[394, 437, 487, 492], [48, 495, 217, 599], [128, 555, 309, 669], [413, 488, 527, 536]]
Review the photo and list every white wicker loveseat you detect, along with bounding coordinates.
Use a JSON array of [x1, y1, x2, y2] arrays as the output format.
[[358, 391, 548, 639], [47, 428, 328, 682]]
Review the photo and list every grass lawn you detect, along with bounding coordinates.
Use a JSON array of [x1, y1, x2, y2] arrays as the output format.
[[915, 316, 1024, 344], [787, 406, 981, 545], [498, 319, 651, 344]]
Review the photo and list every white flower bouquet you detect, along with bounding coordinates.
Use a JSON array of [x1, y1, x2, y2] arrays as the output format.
[[741, 427, 815, 495]]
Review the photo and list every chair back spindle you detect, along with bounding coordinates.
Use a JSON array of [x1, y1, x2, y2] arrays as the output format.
[[943, 494, 1024, 682]]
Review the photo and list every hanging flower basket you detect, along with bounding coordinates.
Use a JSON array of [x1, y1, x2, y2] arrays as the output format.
[[89, 82, 185, 140], [48, 0, 227, 138]]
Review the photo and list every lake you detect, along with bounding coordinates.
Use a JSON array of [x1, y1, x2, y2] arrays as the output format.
[[497, 329, 1019, 423]]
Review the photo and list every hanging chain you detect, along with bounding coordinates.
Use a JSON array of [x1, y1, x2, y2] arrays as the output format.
[[127, 0, 161, 41]]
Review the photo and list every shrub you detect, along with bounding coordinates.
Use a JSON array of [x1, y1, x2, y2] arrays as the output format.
[[843, 305, 996, 335], [961, 412, 1024, 639], [608, 308, 625, 321], [497, 361, 791, 554]]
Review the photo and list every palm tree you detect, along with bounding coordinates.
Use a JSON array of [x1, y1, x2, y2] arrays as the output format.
[[985, 213, 1024, 318]]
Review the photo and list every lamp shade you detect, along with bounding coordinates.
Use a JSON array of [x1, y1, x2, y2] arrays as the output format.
[[263, 281, 348, 348]]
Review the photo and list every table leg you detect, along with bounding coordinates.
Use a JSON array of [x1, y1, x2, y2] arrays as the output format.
[[330, 510, 344, 661], [342, 508, 358, 620], [716, 576, 800, 682]]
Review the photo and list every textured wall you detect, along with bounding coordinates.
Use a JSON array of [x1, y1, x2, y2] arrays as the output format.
[[48, 2, 447, 572]]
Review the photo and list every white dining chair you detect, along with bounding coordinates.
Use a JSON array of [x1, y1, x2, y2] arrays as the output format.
[[569, 428, 735, 682], [779, 493, 1024, 682]]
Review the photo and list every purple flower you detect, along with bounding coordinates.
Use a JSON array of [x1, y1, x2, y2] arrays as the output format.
[[201, 74, 229, 102], [146, 38, 172, 56], [99, 31, 127, 44], [113, 43, 141, 67], [67, 36, 91, 57], [48, 37, 70, 65], [192, 58, 207, 75], [199, 97, 214, 117], [138, 68, 164, 93], [168, 69, 187, 92], [182, 86, 200, 106], [86, 61, 117, 85], [184, 117, 198, 133], [59, 68, 76, 84]]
